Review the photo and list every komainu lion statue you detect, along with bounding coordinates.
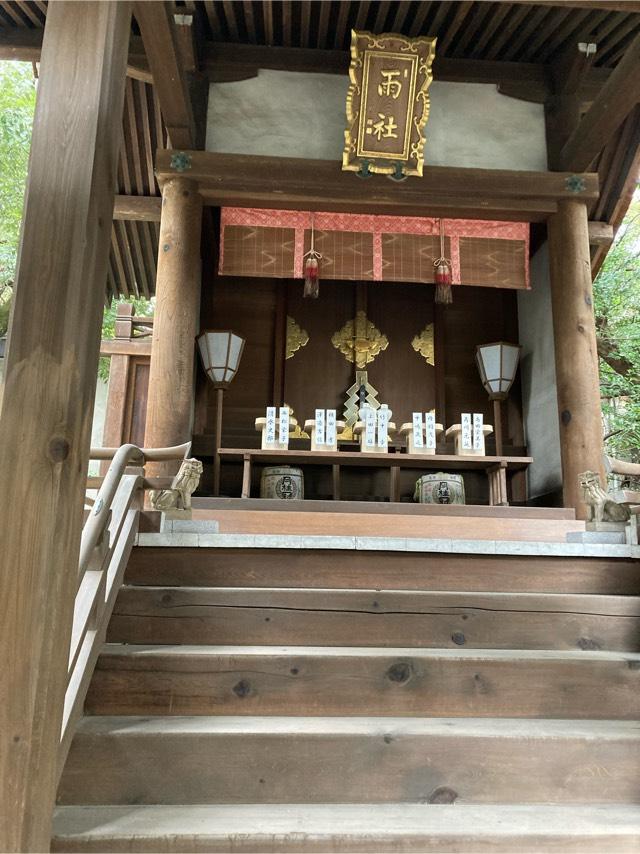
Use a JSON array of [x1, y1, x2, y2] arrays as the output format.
[[579, 470, 630, 524], [150, 458, 203, 512]]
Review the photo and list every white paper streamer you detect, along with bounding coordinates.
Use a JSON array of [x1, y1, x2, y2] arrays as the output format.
[[377, 407, 389, 448], [279, 406, 289, 446], [364, 408, 376, 447], [425, 412, 436, 449], [315, 408, 325, 446], [326, 409, 336, 446], [461, 413, 472, 450], [265, 406, 276, 444], [412, 412, 424, 449], [473, 412, 483, 451]]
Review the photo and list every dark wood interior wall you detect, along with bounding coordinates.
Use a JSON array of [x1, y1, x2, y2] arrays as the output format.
[[195, 255, 524, 500]]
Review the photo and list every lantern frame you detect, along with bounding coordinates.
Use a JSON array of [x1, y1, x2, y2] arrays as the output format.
[[197, 329, 246, 390], [475, 341, 521, 402]]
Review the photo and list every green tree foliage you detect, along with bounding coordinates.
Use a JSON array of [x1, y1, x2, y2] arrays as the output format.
[[0, 61, 36, 333], [593, 195, 640, 462]]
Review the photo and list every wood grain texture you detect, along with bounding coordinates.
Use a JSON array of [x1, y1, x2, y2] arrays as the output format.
[[86, 644, 640, 719], [50, 803, 640, 853], [106, 587, 640, 651], [0, 4, 131, 851], [548, 200, 605, 517], [125, 547, 640, 595], [143, 177, 202, 477], [57, 716, 640, 805], [155, 151, 599, 223], [134, 2, 195, 148]]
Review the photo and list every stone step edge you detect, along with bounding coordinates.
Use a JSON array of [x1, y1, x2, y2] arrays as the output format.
[[134, 532, 640, 559]]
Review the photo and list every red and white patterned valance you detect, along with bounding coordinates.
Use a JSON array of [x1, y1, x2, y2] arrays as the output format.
[[219, 208, 530, 290]]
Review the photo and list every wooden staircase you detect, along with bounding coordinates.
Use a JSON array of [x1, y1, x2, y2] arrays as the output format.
[[53, 542, 640, 852]]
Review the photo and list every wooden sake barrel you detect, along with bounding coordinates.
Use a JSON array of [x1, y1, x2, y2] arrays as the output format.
[[414, 472, 465, 505], [260, 466, 304, 500]]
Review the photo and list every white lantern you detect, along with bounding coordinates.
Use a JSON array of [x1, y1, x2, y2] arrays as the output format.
[[475, 342, 521, 401], [197, 330, 245, 389], [197, 330, 245, 496]]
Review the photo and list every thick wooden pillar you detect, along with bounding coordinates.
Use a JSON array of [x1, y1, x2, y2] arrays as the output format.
[[0, 3, 130, 851], [548, 198, 605, 518], [144, 177, 202, 475]]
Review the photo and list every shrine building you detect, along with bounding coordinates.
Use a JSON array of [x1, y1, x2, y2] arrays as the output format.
[[1, 2, 640, 852]]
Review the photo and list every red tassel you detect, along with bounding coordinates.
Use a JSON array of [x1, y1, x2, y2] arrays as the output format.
[[304, 255, 319, 299], [434, 259, 453, 305]]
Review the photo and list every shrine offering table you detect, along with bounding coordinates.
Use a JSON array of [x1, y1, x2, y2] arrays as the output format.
[[218, 449, 533, 506]]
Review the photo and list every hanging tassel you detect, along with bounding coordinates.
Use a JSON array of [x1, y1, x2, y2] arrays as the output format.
[[303, 254, 320, 299], [434, 218, 453, 305], [303, 216, 322, 299]]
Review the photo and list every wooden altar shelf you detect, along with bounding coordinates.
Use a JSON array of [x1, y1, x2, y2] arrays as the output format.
[[219, 448, 532, 506]]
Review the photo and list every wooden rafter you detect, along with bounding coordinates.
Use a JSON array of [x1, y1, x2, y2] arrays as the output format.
[[134, 1, 195, 149], [560, 33, 640, 171]]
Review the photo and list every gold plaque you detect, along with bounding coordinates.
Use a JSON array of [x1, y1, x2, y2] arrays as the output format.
[[331, 311, 389, 369], [343, 30, 436, 179], [411, 323, 435, 366], [285, 316, 309, 360]]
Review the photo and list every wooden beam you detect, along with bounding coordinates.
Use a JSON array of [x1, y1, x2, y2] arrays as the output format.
[[133, 1, 196, 148], [113, 194, 162, 221], [0, 3, 131, 851], [504, 0, 640, 11], [560, 33, 640, 171], [0, 26, 150, 81], [588, 220, 614, 246], [155, 150, 598, 223]]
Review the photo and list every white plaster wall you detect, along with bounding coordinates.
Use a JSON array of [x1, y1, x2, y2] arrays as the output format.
[[518, 243, 562, 500], [206, 71, 547, 170]]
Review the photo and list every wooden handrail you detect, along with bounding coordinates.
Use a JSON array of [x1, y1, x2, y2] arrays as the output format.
[[604, 454, 640, 478], [60, 441, 194, 778]]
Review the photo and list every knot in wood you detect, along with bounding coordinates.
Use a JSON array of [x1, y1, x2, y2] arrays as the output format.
[[561, 409, 572, 425], [48, 437, 70, 463], [451, 631, 466, 646], [386, 662, 412, 684], [428, 786, 458, 804], [233, 679, 251, 698]]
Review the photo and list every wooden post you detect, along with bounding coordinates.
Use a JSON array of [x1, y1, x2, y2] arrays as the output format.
[[493, 398, 503, 457], [548, 198, 605, 518], [0, 4, 130, 851], [213, 386, 224, 495], [144, 177, 202, 476]]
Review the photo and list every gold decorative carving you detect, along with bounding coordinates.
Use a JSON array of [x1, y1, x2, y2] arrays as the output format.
[[343, 30, 436, 178], [331, 311, 389, 369], [285, 316, 309, 360], [284, 404, 310, 439], [411, 323, 435, 366]]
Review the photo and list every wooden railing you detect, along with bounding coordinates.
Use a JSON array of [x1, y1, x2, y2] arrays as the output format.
[[604, 454, 640, 511], [58, 441, 190, 777]]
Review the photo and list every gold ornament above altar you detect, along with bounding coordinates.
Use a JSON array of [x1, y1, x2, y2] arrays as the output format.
[[411, 322, 435, 366], [331, 311, 388, 369], [285, 316, 309, 360], [343, 30, 436, 179]]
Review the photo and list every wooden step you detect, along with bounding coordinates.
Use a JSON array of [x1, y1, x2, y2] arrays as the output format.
[[107, 587, 640, 651], [189, 505, 585, 542], [126, 547, 640, 595], [86, 644, 640, 718], [52, 803, 640, 853], [58, 717, 640, 805]]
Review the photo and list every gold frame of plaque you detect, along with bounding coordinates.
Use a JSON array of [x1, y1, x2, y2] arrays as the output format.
[[343, 30, 436, 179]]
